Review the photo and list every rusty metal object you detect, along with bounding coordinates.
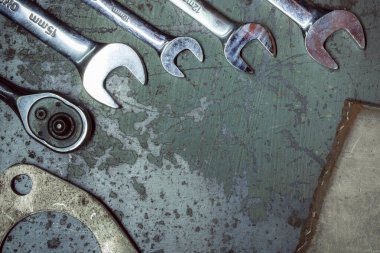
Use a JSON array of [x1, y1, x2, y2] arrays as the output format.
[[0, 164, 138, 253], [168, 0, 276, 73], [267, 0, 365, 69]]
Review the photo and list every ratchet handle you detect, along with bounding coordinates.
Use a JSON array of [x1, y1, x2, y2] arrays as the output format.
[[168, 0, 235, 40], [0, 76, 25, 111], [83, 0, 170, 52], [0, 0, 96, 64]]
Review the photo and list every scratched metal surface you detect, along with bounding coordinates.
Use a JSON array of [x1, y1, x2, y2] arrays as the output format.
[[0, 0, 378, 252]]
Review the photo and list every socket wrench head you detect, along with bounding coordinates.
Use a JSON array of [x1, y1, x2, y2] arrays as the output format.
[[224, 23, 277, 73], [82, 43, 147, 108], [161, 37, 204, 78], [305, 10, 366, 70], [16, 93, 92, 153]]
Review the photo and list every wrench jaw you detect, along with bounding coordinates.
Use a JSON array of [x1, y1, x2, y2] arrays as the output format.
[[305, 10, 366, 70], [82, 43, 147, 108], [161, 37, 204, 78], [224, 23, 277, 74]]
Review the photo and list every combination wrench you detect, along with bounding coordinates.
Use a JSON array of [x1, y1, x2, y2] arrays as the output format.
[[83, 0, 204, 78], [0, 0, 147, 108], [168, 0, 276, 74], [267, 0, 366, 69], [0, 75, 92, 153]]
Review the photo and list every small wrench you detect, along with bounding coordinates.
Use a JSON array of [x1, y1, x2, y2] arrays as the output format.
[[0, 75, 92, 153], [83, 0, 204, 78], [168, 0, 276, 73], [267, 0, 366, 69], [0, 0, 147, 108]]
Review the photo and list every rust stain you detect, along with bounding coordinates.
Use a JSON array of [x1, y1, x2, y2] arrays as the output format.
[[295, 100, 364, 253], [244, 23, 257, 40]]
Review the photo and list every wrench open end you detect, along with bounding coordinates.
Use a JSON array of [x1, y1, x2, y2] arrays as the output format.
[[225, 23, 276, 74], [161, 37, 204, 78], [305, 10, 366, 70], [82, 43, 147, 108]]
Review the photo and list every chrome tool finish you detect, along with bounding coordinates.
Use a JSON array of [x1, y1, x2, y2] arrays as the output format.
[[0, 76, 91, 153], [0, 0, 147, 108], [267, 0, 366, 69], [169, 0, 276, 73], [83, 0, 204, 78]]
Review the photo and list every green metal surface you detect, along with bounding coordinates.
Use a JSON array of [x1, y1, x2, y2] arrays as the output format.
[[0, 0, 379, 252]]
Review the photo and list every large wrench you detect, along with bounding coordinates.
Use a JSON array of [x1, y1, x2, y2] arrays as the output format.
[[267, 0, 366, 69], [168, 0, 276, 74], [0, 0, 147, 108], [83, 0, 204, 78]]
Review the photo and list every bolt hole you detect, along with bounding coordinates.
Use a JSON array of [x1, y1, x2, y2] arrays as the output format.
[[11, 174, 33, 196], [35, 107, 47, 120], [55, 102, 61, 107]]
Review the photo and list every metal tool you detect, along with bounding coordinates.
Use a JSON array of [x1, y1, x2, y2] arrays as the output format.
[[267, 0, 366, 69], [0, 164, 138, 252], [0, 0, 147, 108], [168, 0, 276, 73], [82, 0, 204, 78], [0, 76, 91, 153]]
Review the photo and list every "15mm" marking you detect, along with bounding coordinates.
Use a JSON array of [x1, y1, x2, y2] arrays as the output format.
[[29, 13, 57, 37]]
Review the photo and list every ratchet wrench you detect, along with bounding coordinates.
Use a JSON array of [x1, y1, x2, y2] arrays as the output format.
[[0, 75, 92, 153], [266, 0, 365, 69], [83, 0, 204, 78], [0, 0, 147, 108], [168, 0, 276, 73]]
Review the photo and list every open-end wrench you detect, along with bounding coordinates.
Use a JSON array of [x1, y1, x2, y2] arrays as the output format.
[[0, 75, 92, 153], [267, 0, 366, 69], [0, 0, 147, 108], [168, 0, 276, 74], [82, 0, 204, 78]]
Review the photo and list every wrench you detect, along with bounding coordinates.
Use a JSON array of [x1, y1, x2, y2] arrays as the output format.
[[168, 0, 276, 74], [0, 75, 92, 153], [267, 0, 366, 69], [0, 0, 147, 108], [82, 0, 204, 78]]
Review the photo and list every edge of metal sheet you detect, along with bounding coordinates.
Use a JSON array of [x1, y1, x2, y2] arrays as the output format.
[[295, 99, 377, 253]]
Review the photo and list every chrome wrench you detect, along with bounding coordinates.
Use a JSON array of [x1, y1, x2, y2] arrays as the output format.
[[168, 0, 276, 73], [83, 0, 204, 78], [0, 75, 92, 153], [267, 0, 366, 69], [0, 0, 147, 108]]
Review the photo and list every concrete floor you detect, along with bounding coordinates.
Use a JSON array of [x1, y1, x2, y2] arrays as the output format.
[[0, 0, 379, 252]]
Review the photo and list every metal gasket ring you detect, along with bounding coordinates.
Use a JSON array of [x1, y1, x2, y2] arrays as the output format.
[[0, 164, 138, 253]]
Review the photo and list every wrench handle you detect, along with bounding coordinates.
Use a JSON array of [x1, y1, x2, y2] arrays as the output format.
[[168, 0, 235, 40], [0, 0, 96, 65], [83, 0, 170, 52], [267, 0, 317, 30], [0, 76, 25, 112]]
